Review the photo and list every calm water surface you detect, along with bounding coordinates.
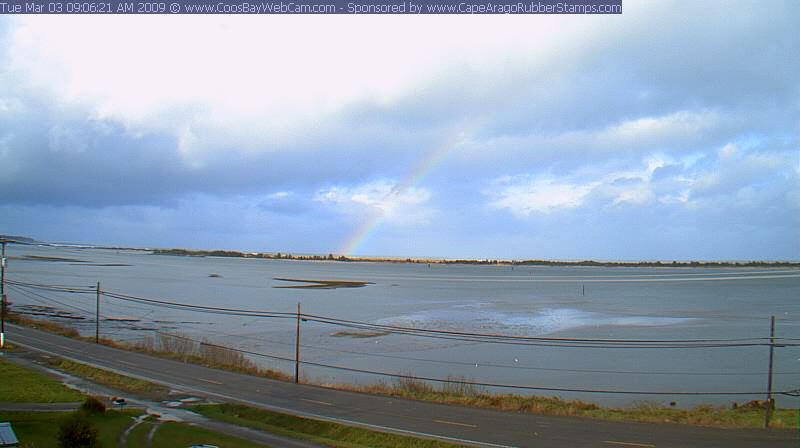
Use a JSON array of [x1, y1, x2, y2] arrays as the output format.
[[6, 245, 800, 407]]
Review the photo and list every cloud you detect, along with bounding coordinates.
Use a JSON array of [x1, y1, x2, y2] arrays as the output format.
[[1, 1, 798, 260], [598, 111, 720, 148], [487, 177, 595, 216], [456, 109, 725, 175], [690, 143, 792, 199], [0, 94, 421, 207], [257, 191, 309, 214], [486, 156, 666, 216], [2, 14, 614, 144], [314, 179, 434, 226], [487, 143, 799, 218]]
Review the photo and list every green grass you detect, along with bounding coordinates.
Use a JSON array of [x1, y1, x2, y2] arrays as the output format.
[[585, 402, 799, 429], [151, 421, 271, 448], [127, 415, 271, 448], [192, 403, 469, 448], [0, 358, 83, 403], [0, 410, 140, 448], [11, 315, 799, 430], [0, 411, 68, 447], [52, 358, 171, 400], [2, 411, 271, 448], [93, 410, 143, 448], [125, 415, 155, 447]]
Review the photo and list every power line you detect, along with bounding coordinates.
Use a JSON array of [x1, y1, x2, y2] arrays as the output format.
[[102, 291, 297, 320], [89, 286, 800, 347], [301, 313, 779, 344], [105, 291, 794, 347], [7, 278, 798, 349], [137, 331, 797, 397], [198, 325, 800, 377], [7, 278, 799, 396], [299, 316, 792, 348], [7, 284, 95, 318], [6, 279, 96, 293]]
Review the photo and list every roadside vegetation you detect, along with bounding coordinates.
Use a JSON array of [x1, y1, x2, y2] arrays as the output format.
[[52, 358, 171, 400], [7, 313, 799, 429], [193, 403, 468, 448], [9, 312, 291, 382], [134, 331, 291, 381], [352, 377, 798, 428], [7, 313, 81, 338]]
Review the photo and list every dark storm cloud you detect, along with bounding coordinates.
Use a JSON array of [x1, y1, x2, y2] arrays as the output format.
[[0, 1, 797, 259]]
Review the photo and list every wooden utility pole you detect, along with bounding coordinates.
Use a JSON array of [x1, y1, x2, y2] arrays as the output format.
[[95, 282, 101, 344], [764, 315, 776, 428], [295, 302, 301, 384]]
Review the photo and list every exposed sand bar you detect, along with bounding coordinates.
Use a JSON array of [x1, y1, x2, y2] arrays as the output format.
[[331, 330, 389, 338], [20, 255, 86, 263], [272, 277, 374, 289]]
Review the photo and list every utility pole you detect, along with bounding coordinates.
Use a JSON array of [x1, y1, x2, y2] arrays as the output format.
[[95, 282, 101, 344], [1, 241, 6, 349], [764, 315, 776, 428], [294, 302, 301, 384]]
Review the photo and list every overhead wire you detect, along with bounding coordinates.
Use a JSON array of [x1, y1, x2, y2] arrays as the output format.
[[6, 283, 95, 318], [196, 323, 800, 376], [7, 278, 798, 348], [91, 287, 800, 347], [297, 315, 793, 348], [6, 277, 800, 396], [301, 313, 779, 344], [131, 331, 798, 397], [6, 278, 96, 293]]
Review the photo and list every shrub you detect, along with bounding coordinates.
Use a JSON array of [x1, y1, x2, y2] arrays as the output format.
[[396, 376, 433, 394], [79, 396, 106, 414], [57, 412, 101, 448], [441, 375, 484, 397]]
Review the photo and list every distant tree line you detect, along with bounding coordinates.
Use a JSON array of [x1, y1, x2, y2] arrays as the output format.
[[151, 249, 799, 268]]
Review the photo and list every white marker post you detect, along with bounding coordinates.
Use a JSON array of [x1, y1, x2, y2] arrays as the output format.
[[1, 241, 7, 349]]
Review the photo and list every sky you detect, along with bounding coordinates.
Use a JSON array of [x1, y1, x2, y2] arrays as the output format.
[[0, 1, 798, 261]]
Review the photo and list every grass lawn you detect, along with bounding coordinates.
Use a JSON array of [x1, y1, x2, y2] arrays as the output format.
[[128, 419, 272, 448], [0, 357, 83, 403], [0, 355, 270, 447], [0, 411, 69, 447], [123, 415, 154, 447], [192, 403, 469, 448], [0, 410, 140, 447], [2, 410, 274, 448]]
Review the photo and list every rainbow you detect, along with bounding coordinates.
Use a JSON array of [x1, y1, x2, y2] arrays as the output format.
[[339, 130, 469, 256]]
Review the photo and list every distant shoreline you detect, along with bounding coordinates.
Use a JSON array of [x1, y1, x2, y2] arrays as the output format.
[[4, 235, 797, 268], [151, 248, 800, 268]]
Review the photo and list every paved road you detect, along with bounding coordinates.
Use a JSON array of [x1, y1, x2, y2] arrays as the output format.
[[2, 353, 324, 448], [7, 323, 797, 448]]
